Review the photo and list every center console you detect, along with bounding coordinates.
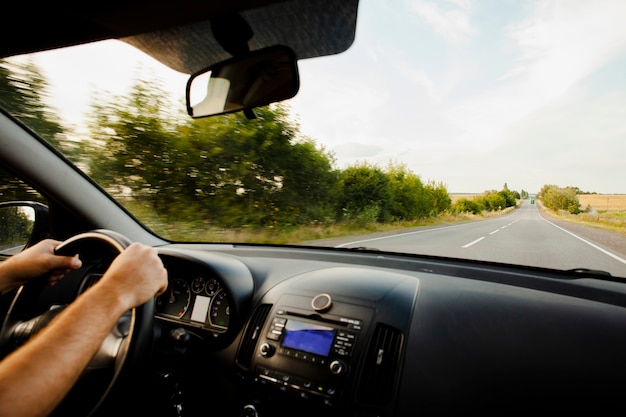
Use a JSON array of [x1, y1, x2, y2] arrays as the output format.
[[243, 292, 374, 411]]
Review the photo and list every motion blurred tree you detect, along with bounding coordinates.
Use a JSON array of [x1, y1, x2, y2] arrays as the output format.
[[182, 104, 338, 226], [0, 59, 66, 151], [87, 78, 337, 228], [86, 75, 189, 217], [0, 59, 65, 206]]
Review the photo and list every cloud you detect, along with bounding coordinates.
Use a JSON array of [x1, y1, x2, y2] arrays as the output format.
[[504, 0, 626, 93], [334, 142, 384, 159], [408, 0, 475, 44], [285, 1, 626, 192], [443, 0, 626, 149]]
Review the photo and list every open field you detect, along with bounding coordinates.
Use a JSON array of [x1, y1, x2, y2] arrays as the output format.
[[450, 194, 626, 212], [449, 193, 479, 204], [538, 195, 626, 236], [579, 194, 626, 212]]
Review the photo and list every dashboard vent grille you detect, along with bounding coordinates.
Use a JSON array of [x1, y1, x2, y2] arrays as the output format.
[[236, 303, 272, 370], [356, 323, 403, 405]]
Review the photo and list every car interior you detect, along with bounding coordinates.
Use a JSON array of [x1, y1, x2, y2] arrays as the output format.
[[2, 1, 626, 416]]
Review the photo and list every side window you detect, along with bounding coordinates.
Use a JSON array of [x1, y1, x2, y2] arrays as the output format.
[[0, 165, 46, 203], [0, 165, 47, 256]]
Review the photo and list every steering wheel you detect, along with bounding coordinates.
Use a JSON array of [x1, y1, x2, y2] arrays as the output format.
[[0, 229, 155, 416]]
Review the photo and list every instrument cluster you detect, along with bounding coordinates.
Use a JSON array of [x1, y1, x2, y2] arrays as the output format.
[[155, 272, 230, 332]]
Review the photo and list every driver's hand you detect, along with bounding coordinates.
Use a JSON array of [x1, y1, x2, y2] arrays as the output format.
[[0, 239, 82, 294], [97, 242, 168, 310]]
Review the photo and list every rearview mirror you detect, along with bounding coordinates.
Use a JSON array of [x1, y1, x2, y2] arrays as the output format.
[[186, 45, 300, 118]]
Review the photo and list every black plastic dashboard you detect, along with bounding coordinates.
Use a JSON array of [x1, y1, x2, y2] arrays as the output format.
[[145, 244, 626, 416]]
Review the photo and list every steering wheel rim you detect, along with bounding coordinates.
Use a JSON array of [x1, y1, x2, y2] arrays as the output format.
[[0, 229, 155, 416]]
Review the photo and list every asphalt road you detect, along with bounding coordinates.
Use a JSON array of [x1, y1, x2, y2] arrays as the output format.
[[307, 200, 626, 278]]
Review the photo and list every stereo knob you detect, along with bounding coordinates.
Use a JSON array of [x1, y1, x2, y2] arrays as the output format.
[[259, 342, 275, 357], [329, 359, 348, 375], [241, 404, 258, 417], [312, 293, 332, 312]]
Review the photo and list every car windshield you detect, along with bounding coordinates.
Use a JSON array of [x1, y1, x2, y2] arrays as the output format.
[[1, 0, 626, 278]]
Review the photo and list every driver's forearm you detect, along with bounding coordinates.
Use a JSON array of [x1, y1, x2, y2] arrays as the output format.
[[0, 285, 127, 417], [0, 261, 18, 294]]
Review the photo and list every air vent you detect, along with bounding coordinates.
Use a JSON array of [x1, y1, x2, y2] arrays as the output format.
[[236, 303, 272, 370], [356, 323, 403, 405]]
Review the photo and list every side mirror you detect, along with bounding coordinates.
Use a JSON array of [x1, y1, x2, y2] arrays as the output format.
[[186, 45, 299, 118], [0, 201, 49, 256]]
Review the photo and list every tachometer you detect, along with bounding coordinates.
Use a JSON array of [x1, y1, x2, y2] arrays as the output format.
[[156, 277, 191, 319]]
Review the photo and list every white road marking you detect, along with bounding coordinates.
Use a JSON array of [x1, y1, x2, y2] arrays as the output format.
[[335, 222, 473, 248], [462, 237, 485, 248], [539, 214, 626, 266]]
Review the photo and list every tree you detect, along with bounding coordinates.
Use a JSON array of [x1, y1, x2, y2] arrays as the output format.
[[182, 104, 338, 226], [338, 162, 392, 223], [425, 180, 451, 215], [498, 189, 517, 207], [87, 80, 338, 229], [485, 192, 507, 211], [386, 163, 429, 220], [0, 59, 66, 150], [86, 75, 192, 220], [452, 198, 483, 215], [0, 206, 33, 247], [538, 185, 581, 214]]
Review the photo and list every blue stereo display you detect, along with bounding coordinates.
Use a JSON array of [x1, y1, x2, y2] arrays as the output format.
[[281, 319, 336, 357]]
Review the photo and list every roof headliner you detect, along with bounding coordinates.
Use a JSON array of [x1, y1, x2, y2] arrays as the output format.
[[2, 0, 359, 74]]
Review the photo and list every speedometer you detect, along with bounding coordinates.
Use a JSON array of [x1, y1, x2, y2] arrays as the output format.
[[209, 289, 230, 329], [156, 278, 191, 319]]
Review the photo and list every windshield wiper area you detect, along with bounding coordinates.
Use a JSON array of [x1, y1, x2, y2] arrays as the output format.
[[567, 268, 616, 280]]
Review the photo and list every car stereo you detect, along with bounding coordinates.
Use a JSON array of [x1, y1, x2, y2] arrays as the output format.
[[251, 302, 366, 407]]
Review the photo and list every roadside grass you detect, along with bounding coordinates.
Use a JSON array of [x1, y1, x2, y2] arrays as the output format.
[[548, 209, 626, 236], [121, 197, 626, 245], [126, 199, 517, 244], [539, 194, 626, 236]]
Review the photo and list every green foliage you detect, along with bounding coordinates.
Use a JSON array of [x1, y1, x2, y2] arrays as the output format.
[[538, 184, 581, 214], [84, 77, 338, 229], [452, 198, 483, 215], [452, 186, 519, 214], [0, 206, 33, 246], [0, 165, 45, 204], [2, 63, 521, 237], [337, 162, 392, 222], [179, 105, 338, 227], [0, 59, 68, 152], [485, 192, 507, 211], [386, 163, 429, 220], [425, 180, 451, 215], [337, 162, 451, 224]]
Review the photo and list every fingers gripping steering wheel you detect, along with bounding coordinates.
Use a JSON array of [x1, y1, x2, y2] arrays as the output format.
[[0, 229, 155, 416]]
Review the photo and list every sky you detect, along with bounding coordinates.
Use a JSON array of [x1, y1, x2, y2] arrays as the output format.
[[29, 0, 626, 194]]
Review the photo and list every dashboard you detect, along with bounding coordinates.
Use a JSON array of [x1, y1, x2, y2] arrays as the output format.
[[155, 265, 230, 332], [141, 244, 626, 416]]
